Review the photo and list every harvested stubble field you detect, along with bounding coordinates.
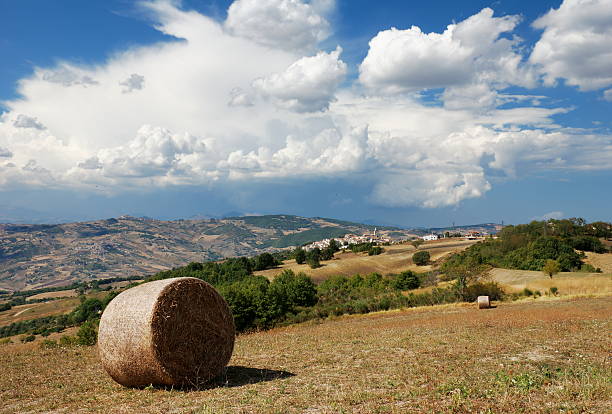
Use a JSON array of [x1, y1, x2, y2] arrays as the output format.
[[255, 240, 476, 282], [1, 296, 610, 413], [490, 268, 612, 296]]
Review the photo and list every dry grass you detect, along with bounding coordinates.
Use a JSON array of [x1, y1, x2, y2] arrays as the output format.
[[1, 296, 610, 413], [490, 268, 612, 296], [584, 252, 612, 273], [256, 240, 476, 282], [25, 289, 77, 301], [0, 292, 108, 326]]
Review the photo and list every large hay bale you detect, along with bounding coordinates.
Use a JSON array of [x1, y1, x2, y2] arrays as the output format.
[[477, 295, 491, 309], [98, 277, 235, 387]]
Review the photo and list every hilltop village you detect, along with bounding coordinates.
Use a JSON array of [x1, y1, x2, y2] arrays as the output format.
[[304, 227, 494, 251]]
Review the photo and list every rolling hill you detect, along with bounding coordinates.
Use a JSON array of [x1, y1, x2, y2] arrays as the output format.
[[0, 215, 417, 291]]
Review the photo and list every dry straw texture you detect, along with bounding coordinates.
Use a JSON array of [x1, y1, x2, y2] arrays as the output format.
[[98, 277, 235, 387], [477, 295, 491, 309]]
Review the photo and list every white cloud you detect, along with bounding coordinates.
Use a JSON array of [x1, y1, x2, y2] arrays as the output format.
[[1, 1, 610, 209], [119, 73, 145, 93], [359, 8, 535, 95], [253, 47, 347, 112], [41, 66, 98, 87], [604, 89, 612, 101], [530, 0, 612, 91], [225, 0, 332, 53], [13, 114, 45, 130], [533, 211, 564, 221]]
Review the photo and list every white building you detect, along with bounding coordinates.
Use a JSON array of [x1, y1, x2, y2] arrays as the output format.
[[422, 234, 439, 241]]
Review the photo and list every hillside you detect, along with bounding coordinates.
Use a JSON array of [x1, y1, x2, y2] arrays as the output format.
[[1, 296, 609, 413], [255, 239, 477, 282], [0, 215, 416, 291]]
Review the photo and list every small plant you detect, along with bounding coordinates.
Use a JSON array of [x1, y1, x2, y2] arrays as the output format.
[[549, 286, 558, 296], [20, 334, 35, 343], [40, 339, 58, 349], [542, 259, 560, 279], [59, 335, 77, 346], [76, 320, 99, 346], [368, 246, 383, 256], [413, 251, 430, 266], [0, 337, 12, 346]]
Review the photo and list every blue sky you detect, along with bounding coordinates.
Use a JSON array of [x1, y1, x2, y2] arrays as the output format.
[[0, 0, 611, 227]]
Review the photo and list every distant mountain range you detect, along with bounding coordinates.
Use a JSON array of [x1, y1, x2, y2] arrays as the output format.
[[0, 215, 418, 291]]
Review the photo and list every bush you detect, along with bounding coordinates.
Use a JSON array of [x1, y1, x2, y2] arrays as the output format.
[[368, 246, 383, 256], [0, 337, 12, 346], [0, 303, 11, 312], [306, 249, 321, 269], [252, 253, 279, 271], [293, 248, 306, 264], [393, 271, 420, 290], [40, 339, 58, 349], [59, 335, 77, 347], [413, 251, 430, 266], [320, 247, 335, 261], [20, 334, 35, 343], [461, 282, 505, 302], [76, 320, 99, 346], [569, 236, 607, 253]]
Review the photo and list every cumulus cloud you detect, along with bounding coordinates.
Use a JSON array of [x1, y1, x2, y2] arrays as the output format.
[[253, 47, 347, 112], [0, 148, 13, 158], [41, 66, 98, 87], [1, 1, 610, 209], [530, 0, 612, 91], [225, 0, 332, 53], [119, 73, 145, 93], [13, 114, 45, 130], [359, 8, 535, 95]]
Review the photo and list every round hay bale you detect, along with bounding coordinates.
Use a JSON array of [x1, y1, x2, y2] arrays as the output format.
[[98, 277, 235, 387], [477, 295, 491, 309]]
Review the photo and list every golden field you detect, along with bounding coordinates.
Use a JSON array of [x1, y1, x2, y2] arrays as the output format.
[[0, 296, 610, 413]]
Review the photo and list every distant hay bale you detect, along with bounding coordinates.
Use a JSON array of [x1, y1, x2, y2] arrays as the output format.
[[98, 277, 235, 388], [477, 295, 491, 309]]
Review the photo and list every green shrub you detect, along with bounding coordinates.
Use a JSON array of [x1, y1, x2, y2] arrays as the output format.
[[293, 248, 306, 264], [413, 251, 430, 266], [20, 334, 35, 343], [393, 271, 420, 290], [0, 337, 12, 346], [459, 282, 505, 302], [40, 339, 58, 349], [76, 320, 99, 346], [59, 335, 77, 346], [368, 246, 383, 256]]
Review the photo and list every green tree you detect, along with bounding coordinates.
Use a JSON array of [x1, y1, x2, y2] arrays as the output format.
[[320, 247, 335, 261], [328, 239, 340, 252], [253, 253, 278, 271], [393, 271, 420, 290], [413, 250, 430, 266], [411, 239, 424, 250], [76, 320, 99, 346], [306, 249, 321, 269], [542, 259, 560, 279], [293, 248, 306, 264]]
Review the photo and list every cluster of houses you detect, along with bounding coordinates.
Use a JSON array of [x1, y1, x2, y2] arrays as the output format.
[[304, 228, 391, 251], [420, 230, 488, 241]]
